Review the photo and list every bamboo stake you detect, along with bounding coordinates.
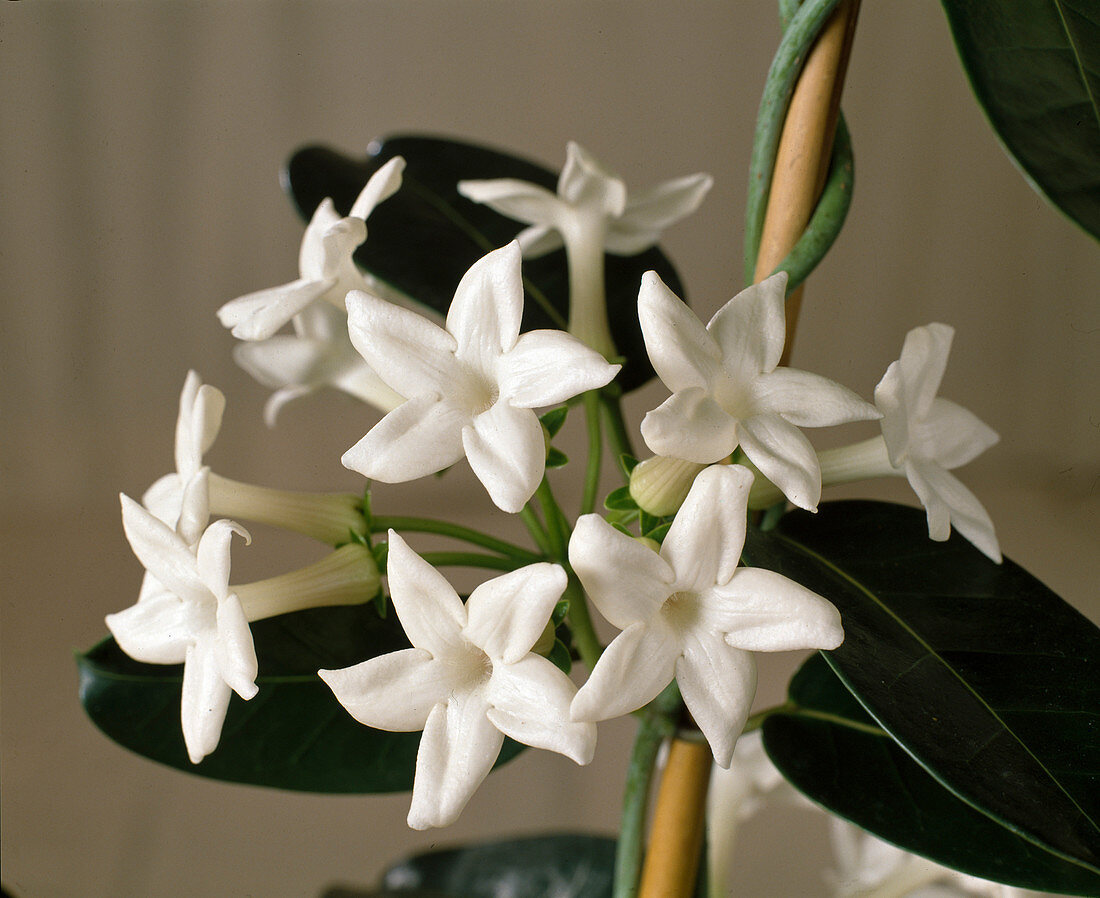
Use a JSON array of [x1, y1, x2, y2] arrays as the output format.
[[636, 4, 860, 896]]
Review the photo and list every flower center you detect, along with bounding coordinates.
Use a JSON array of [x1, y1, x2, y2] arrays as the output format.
[[456, 364, 501, 415], [453, 642, 494, 689], [713, 373, 752, 420], [660, 589, 703, 630]]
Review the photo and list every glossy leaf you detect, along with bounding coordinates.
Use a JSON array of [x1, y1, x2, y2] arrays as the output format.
[[284, 135, 688, 390], [381, 834, 616, 898], [77, 603, 523, 792], [764, 653, 1100, 895], [942, 0, 1100, 240], [742, 500, 1100, 876]]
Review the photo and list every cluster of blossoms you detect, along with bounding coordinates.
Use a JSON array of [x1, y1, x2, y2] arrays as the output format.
[[107, 142, 1001, 829]]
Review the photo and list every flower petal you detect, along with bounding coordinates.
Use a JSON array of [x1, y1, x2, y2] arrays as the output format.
[[349, 156, 405, 220], [447, 242, 524, 369], [407, 691, 503, 830], [898, 323, 954, 420], [120, 493, 207, 606], [707, 273, 788, 379], [559, 142, 627, 216], [319, 648, 450, 731], [458, 179, 563, 228], [176, 468, 211, 548], [661, 464, 752, 591], [106, 590, 199, 664], [298, 198, 342, 277], [605, 172, 714, 255], [677, 634, 757, 768], [345, 288, 460, 399], [217, 278, 334, 341], [465, 563, 567, 663], [906, 459, 953, 542], [874, 359, 911, 467], [341, 393, 468, 483], [909, 462, 1001, 562], [180, 639, 233, 763], [916, 398, 999, 470], [462, 401, 545, 513], [638, 271, 722, 393], [752, 367, 879, 428], [641, 388, 740, 464], [500, 329, 619, 408], [215, 592, 258, 700], [142, 472, 182, 527], [516, 223, 563, 258], [571, 620, 680, 722], [385, 531, 467, 656], [195, 518, 250, 600], [738, 413, 822, 511], [569, 514, 675, 630], [709, 568, 843, 652], [487, 654, 596, 764]]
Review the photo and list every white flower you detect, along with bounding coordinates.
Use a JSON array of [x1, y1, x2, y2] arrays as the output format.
[[638, 270, 880, 511], [107, 491, 256, 763], [341, 241, 620, 513], [232, 301, 402, 426], [141, 370, 225, 542], [458, 141, 712, 259], [568, 464, 843, 767], [828, 817, 1046, 897], [217, 156, 405, 342], [319, 531, 596, 830], [875, 323, 1001, 562]]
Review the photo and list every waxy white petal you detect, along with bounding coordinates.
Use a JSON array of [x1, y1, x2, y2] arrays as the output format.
[[569, 514, 675, 630], [661, 465, 751, 590], [349, 156, 406, 220], [606, 173, 714, 255], [706, 273, 788, 380], [500, 329, 618, 408], [711, 568, 844, 652], [909, 461, 1001, 562], [218, 278, 335, 342], [462, 401, 546, 514], [447, 242, 524, 369], [180, 639, 233, 764], [181, 377, 226, 475], [917, 398, 1000, 470], [752, 367, 880, 428], [738, 414, 822, 511], [342, 393, 468, 482], [386, 531, 467, 656], [215, 593, 258, 700], [408, 692, 503, 830], [346, 289, 460, 399], [559, 141, 627, 216], [465, 563, 567, 663], [641, 388, 740, 464], [120, 494, 208, 606], [677, 634, 756, 768], [898, 322, 953, 420], [639, 271, 722, 392], [106, 591, 198, 664], [319, 648, 450, 731], [487, 654, 596, 764], [457, 179, 562, 228], [571, 619, 681, 722]]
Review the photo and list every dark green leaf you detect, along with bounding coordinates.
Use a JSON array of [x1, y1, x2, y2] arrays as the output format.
[[381, 833, 616, 897], [764, 653, 1100, 894], [540, 406, 569, 439], [547, 638, 573, 675], [942, 0, 1100, 240], [285, 135, 688, 390], [618, 454, 639, 478], [743, 500, 1100, 875], [603, 485, 637, 511], [77, 603, 522, 792]]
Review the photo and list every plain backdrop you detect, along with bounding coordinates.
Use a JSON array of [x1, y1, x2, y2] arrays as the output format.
[[2, 3, 1097, 897]]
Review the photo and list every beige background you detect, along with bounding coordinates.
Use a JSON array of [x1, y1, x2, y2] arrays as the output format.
[[2, 3, 1097, 897]]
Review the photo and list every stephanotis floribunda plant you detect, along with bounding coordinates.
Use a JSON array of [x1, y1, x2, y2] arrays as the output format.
[[81, 3, 1100, 895]]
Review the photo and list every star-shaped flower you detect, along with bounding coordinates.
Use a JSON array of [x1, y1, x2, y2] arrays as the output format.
[[458, 141, 713, 259], [319, 531, 596, 830], [568, 464, 843, 767], [141, 370, 224, 542], [341, 241, 620, 512], [217, 156, 405, 342], [638, 270, 880, 511], [107, 490, 257, 763], [875, 322, 1001, 562]]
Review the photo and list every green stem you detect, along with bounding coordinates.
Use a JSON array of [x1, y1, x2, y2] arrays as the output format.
[[535, 477, 571, 562], [371, 515, 542, 563], [519, 505, 554, 558], [581, 391, 604, 516], [563, 575, 602, 672], [419, 552, 520, 572], [743, 0, 845, 285], [600, 386, 636, 471], [740, 699, 887, 738], [614, 682, 683, 898]]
